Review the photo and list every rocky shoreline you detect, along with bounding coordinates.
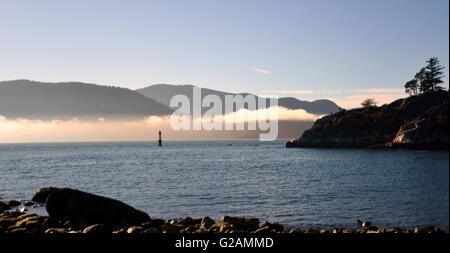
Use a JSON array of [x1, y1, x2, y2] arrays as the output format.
[[0, 188, 446, 234], [287, 90, 449, 149]]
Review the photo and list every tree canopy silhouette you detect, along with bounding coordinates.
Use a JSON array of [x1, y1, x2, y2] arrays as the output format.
[[405, 57, 445, 95], [404, 79, 419, 95], [361, 98, 377, 108]]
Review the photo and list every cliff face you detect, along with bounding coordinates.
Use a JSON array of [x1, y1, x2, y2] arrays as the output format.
[[287, 90, 449, 149]]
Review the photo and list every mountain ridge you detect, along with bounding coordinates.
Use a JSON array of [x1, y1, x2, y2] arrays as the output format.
[[0, 80, 341, 121], [0, 80, 173, 120], [136, 84, 340, 115]]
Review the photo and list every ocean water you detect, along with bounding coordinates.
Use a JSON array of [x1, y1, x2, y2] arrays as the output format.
[[0, 140, 448, 230]]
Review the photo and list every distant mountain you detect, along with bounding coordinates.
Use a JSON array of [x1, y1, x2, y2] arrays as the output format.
[[136, 84, 340, 115], [0, 80, 172, 120], [277, 97, 340, 115]]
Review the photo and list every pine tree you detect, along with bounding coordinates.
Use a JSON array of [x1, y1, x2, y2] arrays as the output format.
[[421, 57, 445, 92], [415, 67, 428, 93]]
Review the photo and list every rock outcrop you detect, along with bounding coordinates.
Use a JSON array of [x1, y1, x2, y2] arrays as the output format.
[[287, 90, 449, 149], [32, 187, 151, 226]]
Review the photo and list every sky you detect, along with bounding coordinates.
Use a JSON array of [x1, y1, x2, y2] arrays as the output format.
[[1, 0, 449, 108]]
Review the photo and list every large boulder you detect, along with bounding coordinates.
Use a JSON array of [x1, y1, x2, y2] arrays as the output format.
[[32, 188, 58, 203], [38, 187, 150, 226], [0, 201, 9, 212], [220, 216, 260, 231]]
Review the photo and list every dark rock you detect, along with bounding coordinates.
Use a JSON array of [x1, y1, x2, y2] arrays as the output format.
[[356, 227, 367, 233], [142, 227, 159, 233], [141, 219, 165, 229], [82, 224, 112, 233], [74, 220, 90, 230], [200, 216, 215, 229], [45, 228, 66, 233], [24, 201, 34, 207], [220, 216, 260, 231], [0, 217, 20, 227], [182, 225, 199, 233], [112, 227, 128, 233], [162, 223, 182, 233], [14, 216, 42, 228], [2, 214, 44, 234], [32, 187, 58, 203], [366, 226, 378, 232], [377, 228, 386, 233], [127, 226, 143, 233], [259, 221, 284, 232], [178, 216, 199, 227], [44, 187, 151, 225], [304, 228, 320, 233], [218, 223, 234, 233], [17, 213, 36, 220], [8, 200, 21, 207], [386, 228, 401, 233], [63, 220, 77, 229], [413, 226, 439, 234], [8, 227, 27, 233], [0, 201, 9, 212], [254, 226, 272, 233], [42, 217, 65, 229]]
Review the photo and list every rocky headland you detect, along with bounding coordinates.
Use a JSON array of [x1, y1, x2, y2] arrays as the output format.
[[0, 188, 445, 234], [287, 90, 449, 149]]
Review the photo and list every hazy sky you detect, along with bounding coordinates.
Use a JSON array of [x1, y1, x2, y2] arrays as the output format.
[[1, 0, 449, 107]]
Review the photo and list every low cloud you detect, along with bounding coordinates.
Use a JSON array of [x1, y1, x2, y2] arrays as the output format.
[[261, 88, 404, 95], [350, 88, 404, 94], [261, 89, 315, 95], [328, 93, 407, 109], [260, 88, 407, 108], [207, 106, 321, 124], [0, 107, 320, 143], [250, 67, 272, 75]]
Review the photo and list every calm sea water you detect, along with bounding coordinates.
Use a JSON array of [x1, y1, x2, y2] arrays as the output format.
[[0, 140, 448, 230]]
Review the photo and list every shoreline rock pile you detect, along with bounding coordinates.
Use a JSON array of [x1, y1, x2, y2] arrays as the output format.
[[0, 188, 446, 234]]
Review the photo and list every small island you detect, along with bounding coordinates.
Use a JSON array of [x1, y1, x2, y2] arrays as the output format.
[[287, 58, 449, 149]]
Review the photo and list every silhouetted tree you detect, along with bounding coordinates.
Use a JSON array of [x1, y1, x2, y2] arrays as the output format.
[[404, 58, 446, 95], [404, 79, 418, 95], [420, 57, 445, 92], [361, 98, 377, 108], [415, 67, 426, 83]]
